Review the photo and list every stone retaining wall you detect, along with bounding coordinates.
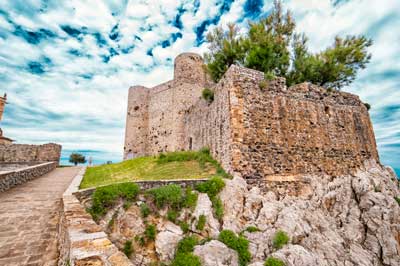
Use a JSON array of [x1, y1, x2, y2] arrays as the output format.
[[59, 167, 133, 266], [0, 162, 57, 192]]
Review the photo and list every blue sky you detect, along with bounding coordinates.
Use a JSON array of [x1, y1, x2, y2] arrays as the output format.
[[0, 0, 399, 174]]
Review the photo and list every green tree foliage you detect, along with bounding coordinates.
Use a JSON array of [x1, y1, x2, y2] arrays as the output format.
[[204, 0, 372, 90], [69, 153, 87, 166]]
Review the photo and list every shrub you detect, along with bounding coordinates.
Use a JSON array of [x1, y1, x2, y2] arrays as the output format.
[[171, 252, 201, 266], [167, 209, 179, 223], [259, 80, 268, 90], [196, 215, 206, 231], [265, 257, 285, 266], [196, 176, 225, 198], [202, 88, 214, 103], [272, 230, 290, 250], [364, 102, 371, 110], [245, 226, 260, 233], [89, 183, 140, 220], [123, 240, 134, 258], [265, 71, 276, 81], [147, 184, 183, 209], [123, 201, 132, 210], [212, 196, 224, 221], [179, 221, 189, 234], [145, 224, 157, 241], [395, 197, 400, 206], [135, 235, 145, 246], [218, 230, 251, 266], [176, 236, 198, 254], [182, 187, 198, 209], [140, 203, 151, 218]]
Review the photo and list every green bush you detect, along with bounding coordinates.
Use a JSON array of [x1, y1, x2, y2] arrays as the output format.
[[364, 102, 371, 110], [196, 215, 206, 231], [167, 209, 179, 223], [265, 257, 285, 266], [145, 224, 157, 241], [272, 230, 290, 250], [140, 203, 151, 218], [123, 201, 132, 210], [147, 184, 183, 209], [171, 252, 201, 266], [89, 183, 140, 221], [179, 221, 190, 234], [245, 226, 260, 233], [212, 196, 224, 221], [218, 230, 251, 266], [176, 236, 198, 254], [123, 240, 134, 258], [182, 187, 198, 209], [202, 88, 214, 103], [196, 176, 225, 198]]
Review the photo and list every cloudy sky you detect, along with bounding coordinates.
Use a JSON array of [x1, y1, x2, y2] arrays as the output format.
[[0, 0, 399, 173]]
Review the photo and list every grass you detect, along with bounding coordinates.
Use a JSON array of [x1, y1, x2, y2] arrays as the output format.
[[80, 149, 227, 189]]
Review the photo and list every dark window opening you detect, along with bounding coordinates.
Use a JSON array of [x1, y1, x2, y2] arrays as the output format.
[[189, 137, 193, 150]]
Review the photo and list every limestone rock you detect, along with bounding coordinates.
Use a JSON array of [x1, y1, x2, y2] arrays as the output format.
[[193, 240, 239, 266], [270, 245, 320, 266], [155, 221, 183, 261], [219, 175, 248, 232], [192, 193, 220, 237]]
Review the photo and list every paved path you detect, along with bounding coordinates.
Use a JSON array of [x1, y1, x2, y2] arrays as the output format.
[[0, 167, 81, 266]]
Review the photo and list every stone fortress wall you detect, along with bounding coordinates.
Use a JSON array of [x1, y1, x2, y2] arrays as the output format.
[[0, 143, 62, 163], [125, 53, 379, 178]]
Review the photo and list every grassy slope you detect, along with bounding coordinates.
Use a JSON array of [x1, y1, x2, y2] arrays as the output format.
[[80, 156, 217, 189]]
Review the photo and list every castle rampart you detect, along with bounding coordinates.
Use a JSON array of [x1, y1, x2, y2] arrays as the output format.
[[125, 53, 379, 177]]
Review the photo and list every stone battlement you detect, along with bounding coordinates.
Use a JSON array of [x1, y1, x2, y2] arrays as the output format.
[[124, 53, 379, 177]]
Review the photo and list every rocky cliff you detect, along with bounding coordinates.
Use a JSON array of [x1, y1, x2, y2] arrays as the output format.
[[89, 159, 399, 266]]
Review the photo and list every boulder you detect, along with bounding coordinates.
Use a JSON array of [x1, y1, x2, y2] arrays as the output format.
[[193, 240, 239, 266], [155, 221, 183, 261]]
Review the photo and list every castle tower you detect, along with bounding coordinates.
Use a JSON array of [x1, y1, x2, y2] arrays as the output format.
[[124, 86, 149, 159], [124, 53, 212, 159], [0, 93, 7, 121], [174, 53, 208, 85], [0, 93, 13, 144]]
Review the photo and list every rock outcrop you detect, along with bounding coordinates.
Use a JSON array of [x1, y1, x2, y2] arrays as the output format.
[[90, 160, 399, 266], [221, 160, 400, 266]]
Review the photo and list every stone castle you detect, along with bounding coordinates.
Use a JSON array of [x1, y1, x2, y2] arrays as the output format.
[[124, 53, 379, 178]]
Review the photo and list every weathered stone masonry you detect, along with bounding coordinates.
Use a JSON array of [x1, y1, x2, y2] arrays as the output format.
[[125, 53, 379, 178], [0, 143, 61, 163]]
